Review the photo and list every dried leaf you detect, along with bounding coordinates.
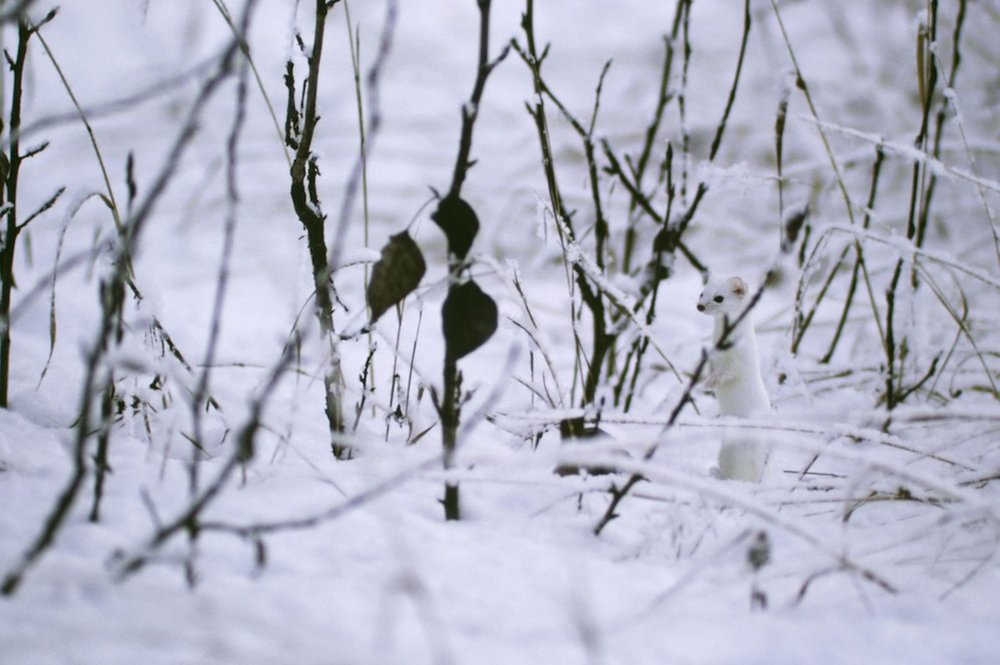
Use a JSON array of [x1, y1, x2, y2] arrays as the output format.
[[431, 194, 479, 260], [367, 231, 426, 323], [442, 280, 497, 361]]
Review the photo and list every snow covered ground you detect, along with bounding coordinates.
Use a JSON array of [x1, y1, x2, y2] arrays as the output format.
[[2, 0, 1000, 662]]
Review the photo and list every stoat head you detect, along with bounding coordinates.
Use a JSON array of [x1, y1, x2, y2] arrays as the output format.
[[697, 275, 748, 317]]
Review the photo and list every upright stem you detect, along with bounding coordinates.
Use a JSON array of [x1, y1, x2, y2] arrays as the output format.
[[448, 0, 496, 199], [916, 0, 964, 250], [436, 0, 507, 519], [885, 1, 939, 416], [0, 21, 29, 408], [517, 0, 613, 431], [441, 355, 460, 520], [885, 261, 902, 414], [289, 0, 346, 451]]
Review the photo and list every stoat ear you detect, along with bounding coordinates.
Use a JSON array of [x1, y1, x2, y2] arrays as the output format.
[[727, 276, 748, 297]]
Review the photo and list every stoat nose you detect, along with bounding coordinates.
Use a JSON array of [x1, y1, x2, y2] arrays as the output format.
[[697, 304, 705, 312]]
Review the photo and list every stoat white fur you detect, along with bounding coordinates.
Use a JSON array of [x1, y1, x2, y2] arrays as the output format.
[[697, 275, 770, 482]]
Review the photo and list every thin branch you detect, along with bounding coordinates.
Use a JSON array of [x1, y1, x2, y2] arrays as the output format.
[[446, 0, 509, 198]]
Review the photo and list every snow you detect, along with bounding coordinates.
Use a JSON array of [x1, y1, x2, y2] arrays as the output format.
[[2, 0, 1000, 663]]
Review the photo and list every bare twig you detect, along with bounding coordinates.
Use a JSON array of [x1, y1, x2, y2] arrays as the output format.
[[446, 0, 509, 199]]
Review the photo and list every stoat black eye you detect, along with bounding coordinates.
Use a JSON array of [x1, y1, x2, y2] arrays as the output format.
[[714, 295, 724, 303]]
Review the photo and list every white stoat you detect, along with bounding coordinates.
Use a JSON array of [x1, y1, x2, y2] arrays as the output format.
[[697, 275, 771, 482]]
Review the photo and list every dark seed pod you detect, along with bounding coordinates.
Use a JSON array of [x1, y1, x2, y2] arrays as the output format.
[[442, 280, 497, 361], [431, 194, 479, 260], [367, 231, 427, 323], [781, 203, 810, 254]]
